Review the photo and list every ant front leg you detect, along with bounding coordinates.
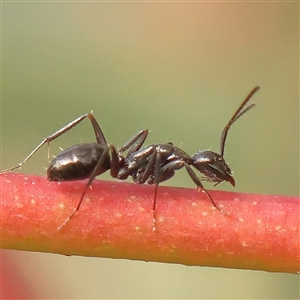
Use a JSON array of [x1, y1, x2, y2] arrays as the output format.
[[1, 112, 105, 174], [183, 162, 226, 214]]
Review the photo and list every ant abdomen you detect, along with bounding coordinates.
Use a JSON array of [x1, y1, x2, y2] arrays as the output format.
[[48, 143, 110, 181]]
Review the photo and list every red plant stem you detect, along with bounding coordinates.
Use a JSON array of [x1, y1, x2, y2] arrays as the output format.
[[0, 250, 37, 299], [0, 173, 299, 273]]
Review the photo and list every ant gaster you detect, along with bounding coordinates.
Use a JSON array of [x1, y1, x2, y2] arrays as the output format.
[[1, 86, 260, 230]]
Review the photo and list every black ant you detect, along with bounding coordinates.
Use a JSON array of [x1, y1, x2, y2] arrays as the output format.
[[1, 86, 260, 230]]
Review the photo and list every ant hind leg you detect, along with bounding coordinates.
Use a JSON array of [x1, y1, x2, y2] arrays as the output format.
[[58, 146, 116, 231]]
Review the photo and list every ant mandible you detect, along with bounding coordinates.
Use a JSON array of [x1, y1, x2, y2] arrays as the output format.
[[1, 86, 260, 230]]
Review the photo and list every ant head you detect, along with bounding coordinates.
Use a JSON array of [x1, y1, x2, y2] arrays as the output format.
[[192, 150, 235, 186]]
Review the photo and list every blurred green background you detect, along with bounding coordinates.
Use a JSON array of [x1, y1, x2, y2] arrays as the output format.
[[1, 2, 299, 299]]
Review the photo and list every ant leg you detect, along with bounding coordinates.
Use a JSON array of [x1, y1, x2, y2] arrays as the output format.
[[149, 151, 191, 229], [87, 113, 107, 147], [137, 147, 163, 231], [158, 159, 184, 182], [133, 145, 190, 230], [118, 130, 148, 156], [183, 162, 226, 214], [109, 145, 121, 178], [1, 114, 90, 173], [1, 112, 107, 174], [58, 145, 118, 230], [152, 151, 163, 231]]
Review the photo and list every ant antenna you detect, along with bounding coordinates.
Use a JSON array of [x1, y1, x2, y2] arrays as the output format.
[[220, 86, 260, 157]]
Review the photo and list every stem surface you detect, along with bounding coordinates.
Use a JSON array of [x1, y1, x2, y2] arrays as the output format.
[[0, 173, 299, 273]]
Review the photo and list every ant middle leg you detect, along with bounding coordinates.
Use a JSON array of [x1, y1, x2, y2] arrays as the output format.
[[129, 145, 193, 230], [124, 145, 164, 230], [1, 112, 106, 174], [136, 147, 185, 230], [118, 129, 149, 156]]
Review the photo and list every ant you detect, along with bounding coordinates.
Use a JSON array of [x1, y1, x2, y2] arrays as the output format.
[[1, 86, 260, 230]]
